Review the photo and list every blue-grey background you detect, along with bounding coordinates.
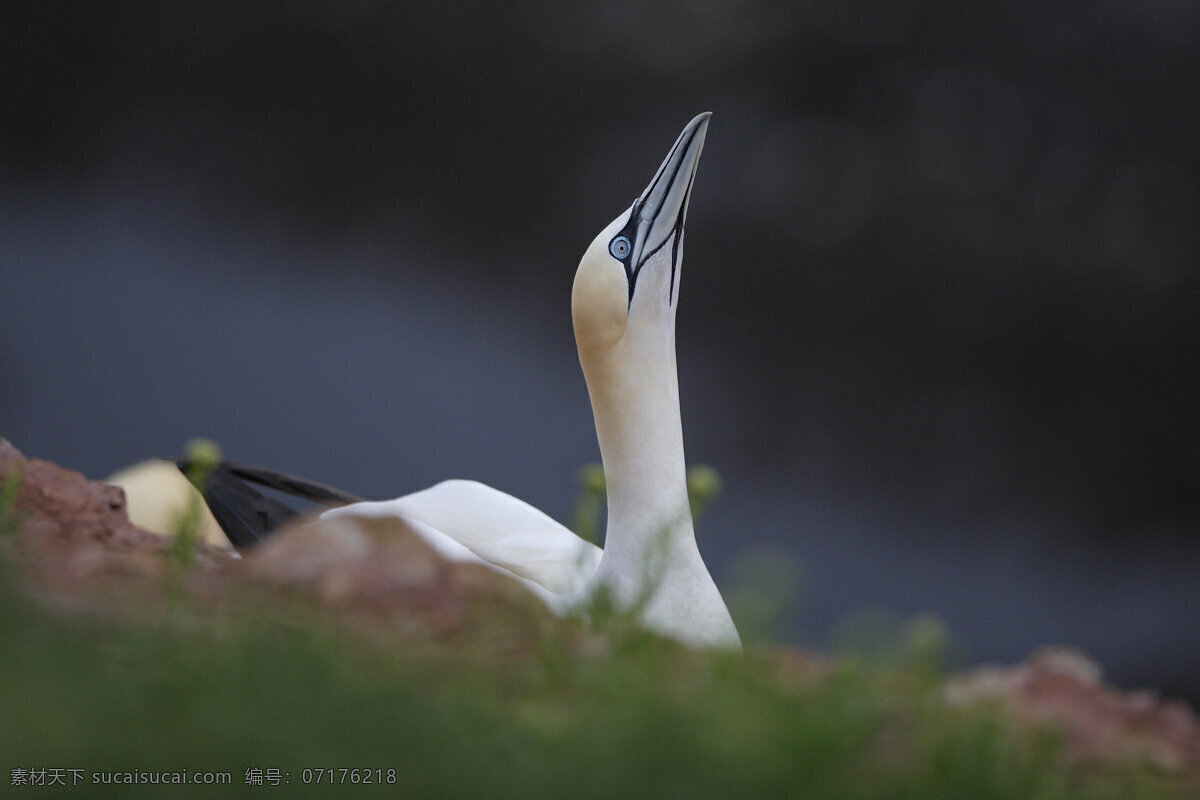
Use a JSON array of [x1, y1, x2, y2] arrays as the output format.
[[3, 2, 1198, 700]]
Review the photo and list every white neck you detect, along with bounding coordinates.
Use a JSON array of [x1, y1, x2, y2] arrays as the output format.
[[590, 332, 691, 575], [578, 317, 740, 648]]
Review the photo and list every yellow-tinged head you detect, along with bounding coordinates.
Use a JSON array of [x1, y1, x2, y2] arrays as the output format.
[[571, 113, 711, 361]]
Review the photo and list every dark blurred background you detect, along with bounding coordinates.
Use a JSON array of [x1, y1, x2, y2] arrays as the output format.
[[2, 2, 1197, 700]]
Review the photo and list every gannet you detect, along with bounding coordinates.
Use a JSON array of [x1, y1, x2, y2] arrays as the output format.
[[110, 113, 740, 649]]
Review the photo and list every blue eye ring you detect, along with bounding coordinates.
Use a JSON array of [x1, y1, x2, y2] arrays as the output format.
[[609, 235, 632, 260]]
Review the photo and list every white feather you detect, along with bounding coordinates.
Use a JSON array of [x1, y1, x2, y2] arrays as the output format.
[[321, 480, 601, 595], [111, 114, 740, 649]]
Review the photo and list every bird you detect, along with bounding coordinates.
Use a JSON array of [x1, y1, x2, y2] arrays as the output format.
[[110, 113, 740, 649]]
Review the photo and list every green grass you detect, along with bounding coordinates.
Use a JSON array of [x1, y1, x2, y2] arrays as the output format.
[[0, 457, 1188, 797], [0, 469, 23, 539], [0, 577, 1187, 800]]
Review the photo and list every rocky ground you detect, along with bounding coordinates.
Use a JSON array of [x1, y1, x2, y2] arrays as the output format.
[[1, 437, 1197, 780]]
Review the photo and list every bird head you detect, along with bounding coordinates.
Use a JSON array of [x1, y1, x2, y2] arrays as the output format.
[[572, 113, 711, 358]]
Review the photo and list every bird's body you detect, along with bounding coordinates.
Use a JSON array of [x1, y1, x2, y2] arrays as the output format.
[[321, 479, 602, 597], [111, 113, 740, 649]]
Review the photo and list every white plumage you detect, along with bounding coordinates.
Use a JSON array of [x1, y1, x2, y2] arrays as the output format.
[[321, 480, 602, 596], [112, 113, 740, 649]]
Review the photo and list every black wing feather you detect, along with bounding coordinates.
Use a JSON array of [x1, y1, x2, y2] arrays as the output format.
[[175, 461, 365, 548], [216, 462, 365, 505]]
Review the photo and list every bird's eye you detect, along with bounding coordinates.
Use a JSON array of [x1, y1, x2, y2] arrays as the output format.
[[609, 235, 631, 260]]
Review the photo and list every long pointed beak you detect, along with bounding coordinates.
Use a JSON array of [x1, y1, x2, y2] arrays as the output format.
[[628, 112, 710, 273]]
